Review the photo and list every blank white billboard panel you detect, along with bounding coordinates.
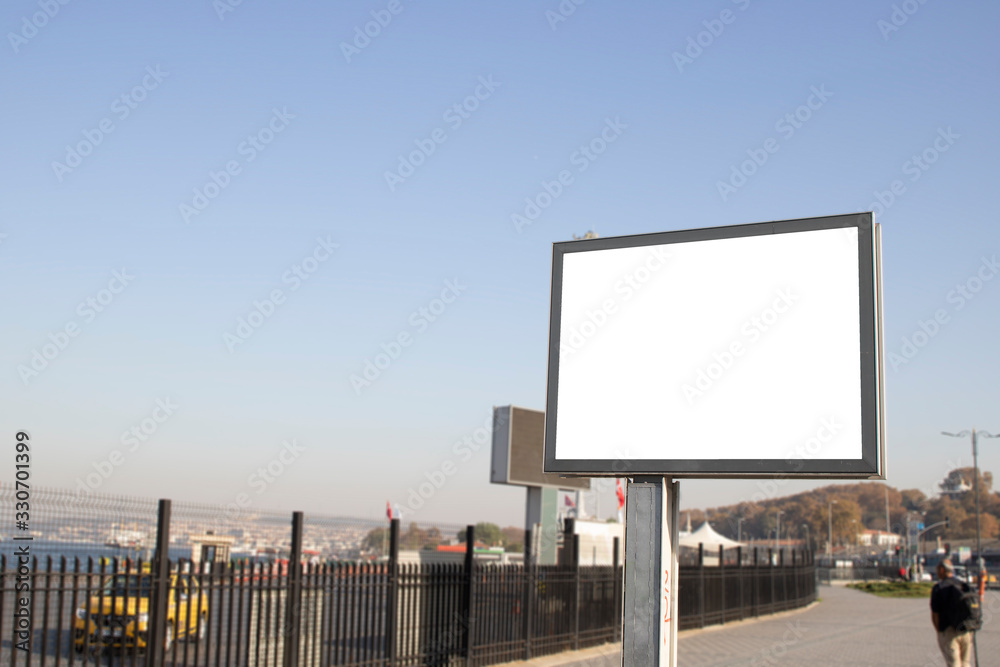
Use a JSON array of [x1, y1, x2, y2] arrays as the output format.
[[543, 214, 883, 478]]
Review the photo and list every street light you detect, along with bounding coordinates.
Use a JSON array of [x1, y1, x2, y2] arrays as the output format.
[[775, 510, 784, 552], [802, 523, 810, 552], [828, 500, 838, 557], [916, 519, 950, 556], [736, 517, 745, 544], [942, 429, 999, 582]]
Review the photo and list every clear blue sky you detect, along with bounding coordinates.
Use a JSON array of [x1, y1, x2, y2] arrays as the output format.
[[2, 0, 998, 528]]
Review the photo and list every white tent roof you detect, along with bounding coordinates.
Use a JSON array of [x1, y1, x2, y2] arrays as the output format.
[[679, 522, 744, 549]]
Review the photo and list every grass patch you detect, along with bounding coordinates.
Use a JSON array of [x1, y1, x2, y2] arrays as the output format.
[[848, 581, 934, 598]]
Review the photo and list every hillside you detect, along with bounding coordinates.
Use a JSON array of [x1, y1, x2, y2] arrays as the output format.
[[687, 467, 999, 549]]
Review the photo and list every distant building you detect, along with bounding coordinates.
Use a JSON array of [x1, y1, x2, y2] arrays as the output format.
[[857, 529, 901, 547], [940, 478, 973, 498]]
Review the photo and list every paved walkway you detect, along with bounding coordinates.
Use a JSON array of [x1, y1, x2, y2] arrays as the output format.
[[676, 585, 999, 665], [513, 586, 1000, 667]]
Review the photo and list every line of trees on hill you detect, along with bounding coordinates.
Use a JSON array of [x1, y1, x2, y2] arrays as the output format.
[[689, 467, 998, 548], [360, 468, 998, 555], [362, 522, 525, 553]]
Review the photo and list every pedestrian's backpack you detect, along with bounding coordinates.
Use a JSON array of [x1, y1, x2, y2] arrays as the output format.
[[955, 581, 983, 632]]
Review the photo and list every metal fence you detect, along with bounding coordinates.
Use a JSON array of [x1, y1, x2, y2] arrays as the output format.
[[677, 545, 817, 630], [1, 495, 816, 666], [0, 510, 620, 667]]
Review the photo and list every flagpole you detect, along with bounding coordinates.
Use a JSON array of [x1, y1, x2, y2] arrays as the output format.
[[383, 501, 392, 559]]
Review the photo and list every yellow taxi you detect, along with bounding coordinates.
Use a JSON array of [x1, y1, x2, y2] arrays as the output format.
[[74, 570, 208, 653]]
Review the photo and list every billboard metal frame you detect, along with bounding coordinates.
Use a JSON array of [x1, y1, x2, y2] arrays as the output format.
[[491, 405, 591, 490], [543, 213, 884, 479]]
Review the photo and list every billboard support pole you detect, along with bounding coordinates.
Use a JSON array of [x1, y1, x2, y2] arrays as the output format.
[[623, 477, 679, 667]]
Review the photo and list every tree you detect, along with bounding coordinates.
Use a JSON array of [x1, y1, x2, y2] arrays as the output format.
[[362, 527, 389, 552], [824, 498, 862, 545], [924, 496, 967, 540], [458, 522, 504, 547], [501, 526, 525, 546], [400, 523, 429, 550], [978, 513, 1000, 540], [900, 489, 927, 512]]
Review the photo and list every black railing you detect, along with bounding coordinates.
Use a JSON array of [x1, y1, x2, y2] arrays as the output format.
[[676, 544, 817, 631], [0, 559, 618, 667], [1, 503, 816, 666]]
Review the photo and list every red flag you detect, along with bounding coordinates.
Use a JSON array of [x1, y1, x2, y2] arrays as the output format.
[[386, 501, 393, 520], [565, 494, 576, 508], [616, 479, 625, 510]]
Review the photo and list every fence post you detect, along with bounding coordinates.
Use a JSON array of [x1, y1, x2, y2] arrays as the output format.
[[737, 546, 744, 622], [769, 548, 775, 614], [612, 537, 621, 642], [698, 543, 705, 629], [719, 545, 725, 625], [283, 511, 304, 667], [778, 547, 784, 609], [522, 528, 533, 661], [385, 519, 400, 667], [147, 499, 172, 666], [562, 518, 575, 566], [464, 525, 476, 667], [573, 534, 580, 651], [793, 550, 799, 605]]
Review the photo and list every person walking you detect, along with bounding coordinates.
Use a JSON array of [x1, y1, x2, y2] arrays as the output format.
[[930, 559, 974, 667]]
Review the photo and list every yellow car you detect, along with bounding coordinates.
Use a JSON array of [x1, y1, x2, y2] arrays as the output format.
[[74, 571, 208, 653]]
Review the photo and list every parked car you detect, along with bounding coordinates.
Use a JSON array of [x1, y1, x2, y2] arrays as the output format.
[[74, 571, 208, 653]]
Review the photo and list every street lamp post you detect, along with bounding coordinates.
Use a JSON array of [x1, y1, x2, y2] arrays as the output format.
[[827, 500, 838, 558], [737, 517, 744, 544], [775, 510, 784, 555], [802, 524, 810, 552], [942, 429, 999, 580]]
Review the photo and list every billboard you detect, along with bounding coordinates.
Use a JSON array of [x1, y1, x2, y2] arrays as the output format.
[[543, 213, 884, 479], [491, 405, 590, 490]]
